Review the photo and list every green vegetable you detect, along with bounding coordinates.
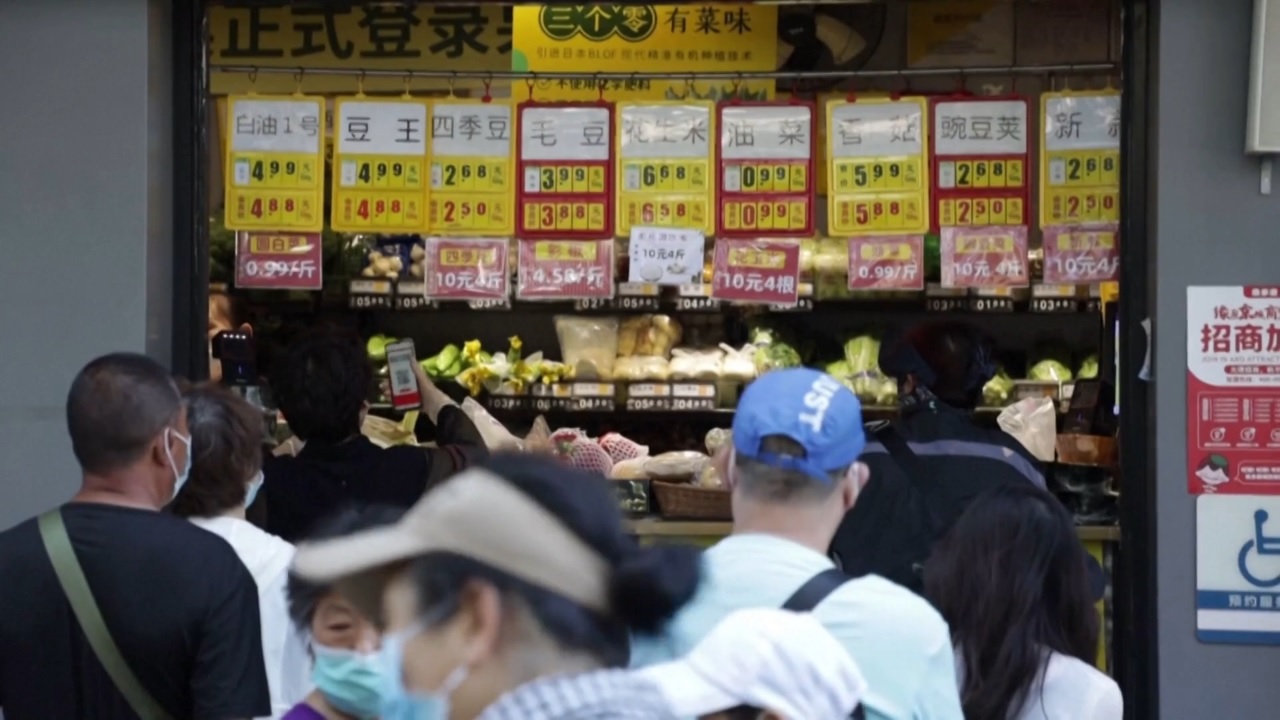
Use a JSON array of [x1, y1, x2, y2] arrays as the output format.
[[1078, 354, 1100, 380], [366, 335, 394, 361], [982, 368, 1015, 407], [825, 360, 852, 378], [753, 344, 801, 374], [440, 357, 463, 379], [1029, 359, 1073, 383], [843, 336, 881, 374], [435, 344, 461, 373]]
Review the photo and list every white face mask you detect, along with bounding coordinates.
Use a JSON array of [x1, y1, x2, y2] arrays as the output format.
[[165, 427, 192, 500]]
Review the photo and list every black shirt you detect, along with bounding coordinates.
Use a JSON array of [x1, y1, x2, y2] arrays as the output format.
[[260, 405, 487, 542], [0, 503, 270, 719]]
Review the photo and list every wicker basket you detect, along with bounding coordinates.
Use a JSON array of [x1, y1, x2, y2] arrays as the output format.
[[652, 481, 732, 520]]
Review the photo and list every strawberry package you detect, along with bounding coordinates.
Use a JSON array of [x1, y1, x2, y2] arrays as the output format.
[[559, 437, 615, 475], [599, 433, 649, 463]]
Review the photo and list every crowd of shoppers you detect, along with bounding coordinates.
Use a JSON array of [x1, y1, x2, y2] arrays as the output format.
[[0, 332, 1122, 719]]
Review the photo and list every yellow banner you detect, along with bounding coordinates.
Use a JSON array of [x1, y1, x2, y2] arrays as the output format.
[[513, 4, 776, 101], [209, 4, 510, 94]]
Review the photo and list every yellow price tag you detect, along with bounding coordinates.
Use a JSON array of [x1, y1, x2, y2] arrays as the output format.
[[616, 101, 715, 236], [224, 95, 326, 232], [1039, 91, 1122, 229], [956, 234, 1015, 254], [727, 246, 786, 269], [826, 98, 930, 236], [860, 241, 912, 262], [429, 100, 515, 235], [330, 97, 430, 233], [534, 241, 598, 261]]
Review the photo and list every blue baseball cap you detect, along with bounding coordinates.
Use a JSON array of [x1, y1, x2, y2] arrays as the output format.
[[732, 368, 866, 482]]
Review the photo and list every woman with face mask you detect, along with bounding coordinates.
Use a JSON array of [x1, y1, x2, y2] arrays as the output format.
[[171, 383, 310, 718], [291, 453, 704, 720], [283, 507, 407, 720]]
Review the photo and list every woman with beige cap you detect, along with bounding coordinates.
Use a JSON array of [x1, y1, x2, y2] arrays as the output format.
[[290, 453, 701, 720]]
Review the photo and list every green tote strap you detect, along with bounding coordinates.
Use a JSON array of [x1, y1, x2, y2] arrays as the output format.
[[38, 509, 173, 720]]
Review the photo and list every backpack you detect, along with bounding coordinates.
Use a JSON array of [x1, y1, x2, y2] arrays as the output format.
[[783, 570, 867, 720]]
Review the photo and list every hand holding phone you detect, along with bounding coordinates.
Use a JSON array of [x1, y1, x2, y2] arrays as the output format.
[[385, 340, 422, 411]]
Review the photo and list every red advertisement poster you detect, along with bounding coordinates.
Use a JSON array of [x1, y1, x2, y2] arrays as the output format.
[[711, 238, 801, 305], [516, 239, 614, 300], [1042, 224, 1120, 284], [234, 232, 322, 290], [1187, 286, 1280, 495], [847, 236, 925, 291], [422, 237, 508, 300], [939, 225, 1029, 288]]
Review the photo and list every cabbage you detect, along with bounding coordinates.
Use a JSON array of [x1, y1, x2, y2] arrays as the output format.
[[1078, 354, 1100, 380], [1029, 359, 1073, 382], [754, 343, 802, 374], [825, 359, 852, 378], [843, 335, 881, 374], [982, 368, 1015, 407]]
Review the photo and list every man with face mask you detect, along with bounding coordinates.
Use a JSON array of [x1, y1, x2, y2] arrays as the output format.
[[0, 353, 270, 719]]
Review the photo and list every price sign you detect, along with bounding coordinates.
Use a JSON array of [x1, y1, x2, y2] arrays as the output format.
[[517, 103, 614, 239], [847, 236, 924, 291], [517, 239, 615, 300], [617, 102, 715, 235], [423, 237, 509, 300], [827, 98, 930, 236], [1042, 224, 1120, 284], [712, 239, 801, 305], [629, 227, 705, 285], [1040, 92, 1121, 227], [930, 97, 1030, 231], [234, 232, 322, 290], [224, 95, 325, 231], [717, 102, 816, 238], [429, 100, 514, 235], [331, 97, 429, 233], [940, 226, 1029, 289]]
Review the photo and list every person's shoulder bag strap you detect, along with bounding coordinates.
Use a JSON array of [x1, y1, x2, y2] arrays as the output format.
[[781, 569, 867, 720], [38, 509, 173, 720]]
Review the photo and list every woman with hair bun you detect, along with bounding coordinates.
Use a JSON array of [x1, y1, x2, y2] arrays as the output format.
[[290, 452, 701, 720]]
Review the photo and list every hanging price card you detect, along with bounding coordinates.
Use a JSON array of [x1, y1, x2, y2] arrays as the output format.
[[717, 102, 816, 238], [712, 239, 801, 305], [330, 98, 429, 233], [224, 95, 325, 231], [234, 232, 322, 290], [517, 240, 615, 300], [940, 226, 1029, 288], [930, 97, 1030, 231], [517, 103, 614, 239], [616, 102, 715, 235], [429, 101, 514, 235], [827, 98, 930, 236], [1042, 224, 1120, 284], [422, 237, 509, 300], [1040, 91, 1121, 227], [847, 236, 924, 291]]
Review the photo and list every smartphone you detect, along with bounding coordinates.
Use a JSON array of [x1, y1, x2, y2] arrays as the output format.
[[212, 330, 256, 387], [385, 339, 422, 411]]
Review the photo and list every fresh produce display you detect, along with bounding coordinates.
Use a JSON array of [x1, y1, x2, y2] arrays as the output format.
[[1029, 358, 1074, 383], [983, 368, 1016, 407], [556, 315, 619, 380], [747, 325, 803, 375], [1078, 354, 1100, 380]]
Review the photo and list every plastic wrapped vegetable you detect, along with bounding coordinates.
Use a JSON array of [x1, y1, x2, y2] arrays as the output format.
[[982, 368, 1016, 407], [753, 343, 802, 374], [1078, 354, 1100, 380], [720, 344, 757, 381], [555, 315, 619, 380], [843, 335, 881, 374], [1028, 359, 1073, 383]]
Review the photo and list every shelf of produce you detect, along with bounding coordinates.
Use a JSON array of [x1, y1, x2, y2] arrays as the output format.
[[626, 517, 1120, 543]]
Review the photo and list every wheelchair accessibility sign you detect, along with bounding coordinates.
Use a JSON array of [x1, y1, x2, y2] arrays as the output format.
[[1198, 495, 1280, 644]]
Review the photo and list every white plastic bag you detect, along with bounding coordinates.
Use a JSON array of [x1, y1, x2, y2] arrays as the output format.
[[719, 343, 757, 381], [669, 348, 723, 380], [998, 397, 1057, 462], [461, 397, 523, 451]]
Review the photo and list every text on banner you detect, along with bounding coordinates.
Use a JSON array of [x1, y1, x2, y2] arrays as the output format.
[[940, 226, 1029, 288], [629, 227, 706, 285], [429, 101, 515, 235], [930, 97, 1030, 231], [224, 95, 326, 232], [517, 239, 615, 299], [827, 98, 930, 236], [1042, 224, 1120, 284], [331, 97, 430, 233], [423, 237, 509, 299], [1039, 92, 1121, 228], [712, 239, 801, 304], [517, 103, 615, 238], [717, 102, 815, 237], [617, 102, 715, 235], [234, 232, 323, 290], [847, 236, 925, 291]]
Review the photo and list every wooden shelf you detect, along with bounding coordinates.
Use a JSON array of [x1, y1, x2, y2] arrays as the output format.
[[626, 517, 1120, 543]]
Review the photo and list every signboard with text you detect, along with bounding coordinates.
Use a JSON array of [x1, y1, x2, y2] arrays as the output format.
[[224, 95, 325, 232], [1042, 224, 1120, 284], [1040, 91, 1121, 228], [234, 232, 322, 290], [429, 100, 515, 235], [712, 239, 801, 305], [517, 103, 615, 239], [847, 236, 924, 291], [826, 97, 930, 236], [1187, 286, 1280, 495], [629, 227, 705, 285], [331, 97, 429, 233], [617, 102, 715, 235], [930, 97, 1030, 231], [423, 237, 508, 300], [939, 225, 1029, 288], [517, 239, 615, 299], [717, 102, 815, 238]]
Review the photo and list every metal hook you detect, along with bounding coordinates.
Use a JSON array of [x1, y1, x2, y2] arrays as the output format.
[[293, 68, 305, 96], [525, 75, 536, 100], [447, 71, 458, 98], [482, 73, 494, 103], [731, 73, 744, 99], [402, 72, 413, 98], [247, 68, 258, 87], [355, 70, 365, 97], [596, 73, 606, 101], [683, 78, 695, 101]]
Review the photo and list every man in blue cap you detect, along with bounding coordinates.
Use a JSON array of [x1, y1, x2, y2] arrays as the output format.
[[630, 368, 963, 720]]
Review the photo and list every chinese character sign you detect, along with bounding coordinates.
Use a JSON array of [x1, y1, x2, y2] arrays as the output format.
[[847, 236, 924, 291], [331, 98, 429, 233], [1187, 286, 1280, 495], [224, 95, 325, 232], [423, 237, 509, 299], [517, 239, 615, 299], [1042, 224, 1120, 284], [617, 102, 714, 235], [826, 98, 930, 236], [940, 226, 1029, 288], [429, 101, 514, 235], [234, 232, 323, 290], [712, 239, 801, 305], [930, 97, 1029, 231], [517, 103, 615, 239], [1040, 91, 1121, 228], [717, 103, 815, 238]]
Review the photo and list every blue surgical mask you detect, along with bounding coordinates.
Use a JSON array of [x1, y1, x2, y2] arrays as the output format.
[[244, 470, 264, 508], [164, 428, 192, 500], [312, 643, 385, 720], [379, 622, 468, 720]]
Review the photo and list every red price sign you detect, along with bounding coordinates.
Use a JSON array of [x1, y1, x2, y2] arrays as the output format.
[[940, 226, 1029, 289], [716, 102, 816, 238], [1042, 224, 1120, 284], [712, 239, 801, 305], [929, 97, 1030, 232], [423, 237, 509, 299], [516, 102, 614, 240], [234, 232, 322, 290], [517, 239, 614, 300], [847, 236, 924, 290]]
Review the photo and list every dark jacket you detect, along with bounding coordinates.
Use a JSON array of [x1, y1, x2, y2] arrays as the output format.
[[257, 406, 487, 542], [831, 402, 1044, 593]]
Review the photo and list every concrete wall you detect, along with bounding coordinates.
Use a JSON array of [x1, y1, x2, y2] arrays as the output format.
[[0, 0, 173, 530], [1156, 1, 1277, 717]]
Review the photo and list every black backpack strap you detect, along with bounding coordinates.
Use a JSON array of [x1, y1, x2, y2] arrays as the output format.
[[782, 569, 866, 719], [872, 423, 930, 489]]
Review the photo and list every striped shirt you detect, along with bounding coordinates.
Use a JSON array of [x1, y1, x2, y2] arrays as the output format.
[[478, 669, 682, 720]]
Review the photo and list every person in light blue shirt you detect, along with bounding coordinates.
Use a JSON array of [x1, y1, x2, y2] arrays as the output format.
[[630, 368, 964, 720]]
